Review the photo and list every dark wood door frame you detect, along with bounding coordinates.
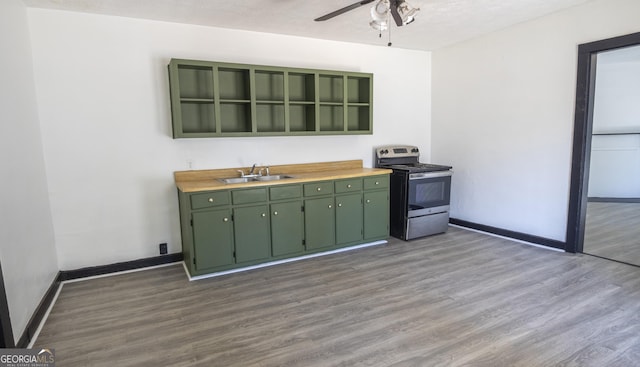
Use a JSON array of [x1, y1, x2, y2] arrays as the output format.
[[566, 31, 640, 253], [0, 261, 15, 348]]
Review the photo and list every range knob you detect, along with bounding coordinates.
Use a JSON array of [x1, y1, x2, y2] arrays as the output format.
[[384, 149, 389, 154], [411, 148, 419, 153]]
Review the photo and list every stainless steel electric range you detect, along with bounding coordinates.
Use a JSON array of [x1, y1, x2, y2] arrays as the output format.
[[375, 145, 453, 240]]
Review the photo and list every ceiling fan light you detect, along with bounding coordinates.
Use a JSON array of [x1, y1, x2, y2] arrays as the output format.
[[370, 0, 390, 21], [397, 1, 420, 25], [370, 0, 390, 31], [369, 19, 389, 31]]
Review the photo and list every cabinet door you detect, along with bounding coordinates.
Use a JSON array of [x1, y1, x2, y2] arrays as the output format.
[[191, 209, 234, 270], [304, 197, 335, 250], [335, 193, 363, 245], [364, 190, 389, 240], [234, 205, 271, 263], [271, 201, 304, 257]]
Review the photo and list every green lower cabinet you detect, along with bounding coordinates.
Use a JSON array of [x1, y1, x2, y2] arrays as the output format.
[[191, 209, 234, 270], [364, 190, 389, 240], [304, 197, 336, 250], [181, 175, 390, 277], [270, 201, 304, 257], [233, 205, 271, 263], [335, 193, 363, 245]]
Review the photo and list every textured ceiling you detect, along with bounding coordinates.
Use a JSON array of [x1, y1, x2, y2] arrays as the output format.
[[22, 0, 596, 51]]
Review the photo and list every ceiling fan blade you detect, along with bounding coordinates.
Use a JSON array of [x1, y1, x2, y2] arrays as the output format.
[[390, 0, 403, 26], [314, 0, 375, 21]]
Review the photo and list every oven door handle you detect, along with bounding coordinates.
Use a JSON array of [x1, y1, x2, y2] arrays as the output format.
[[409, 171, 453, 180]]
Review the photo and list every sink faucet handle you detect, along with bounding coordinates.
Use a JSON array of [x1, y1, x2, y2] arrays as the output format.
[[266, 166, 270, 176], [258, 168, 265, 176], [237, 169, 245, 177]]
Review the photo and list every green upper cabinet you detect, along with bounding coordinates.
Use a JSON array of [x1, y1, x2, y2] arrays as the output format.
[[168, 59, 373, 138]]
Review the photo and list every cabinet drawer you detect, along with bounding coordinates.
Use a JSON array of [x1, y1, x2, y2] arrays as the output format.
[[190, 191, 230, 210], [270, 185, 302, 201], [364, 175, 389, 190], [232, 188, 267, 204], [335, 178, 362, 193], [304, 181, 334, 197]]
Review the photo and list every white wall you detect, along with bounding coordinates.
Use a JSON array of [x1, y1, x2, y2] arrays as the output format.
[[589, 135, 640, 198], [593, 45, 640, 133], [27, 9, 431, 270], [432, 0, 640, 241], [589, 45, 640, 197], [0, 0, 59, 344]]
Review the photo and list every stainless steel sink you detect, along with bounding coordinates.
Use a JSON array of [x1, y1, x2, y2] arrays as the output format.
[[218, 175, 293, 184], [218, 177, 254, 184], [254, 175, 293, 181]]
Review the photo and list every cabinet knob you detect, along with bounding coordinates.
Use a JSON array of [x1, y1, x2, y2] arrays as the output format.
[[328, 204, 332, 209], [375, 181, 379, 185], [366, 199, 371, 203], [273, 211, 278, 216], [223, 217, 229, 222], [317, 187, 322, 191], [208, 198, 214, 203], [347, 184, 352, 188], [338, 203, 342, 207], [261, 213, 266, 217]]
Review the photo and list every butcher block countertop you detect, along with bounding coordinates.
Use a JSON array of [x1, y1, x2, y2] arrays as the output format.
[[175, 160, 392, 193]]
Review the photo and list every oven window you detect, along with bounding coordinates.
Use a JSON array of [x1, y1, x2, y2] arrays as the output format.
[[417, 182, 444, 202], [408, 176, 451, 209]]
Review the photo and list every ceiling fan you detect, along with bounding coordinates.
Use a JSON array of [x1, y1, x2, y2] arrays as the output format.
[[315, 0, 420, 29]]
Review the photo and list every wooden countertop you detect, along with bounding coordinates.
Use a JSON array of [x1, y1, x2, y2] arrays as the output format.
[[175, 160, 392, 193]]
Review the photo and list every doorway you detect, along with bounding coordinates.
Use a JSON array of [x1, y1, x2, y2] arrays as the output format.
[[566, 31, 640, 264]]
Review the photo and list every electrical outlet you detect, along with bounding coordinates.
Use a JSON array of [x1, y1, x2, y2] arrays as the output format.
[[159, 243, 168, 255]]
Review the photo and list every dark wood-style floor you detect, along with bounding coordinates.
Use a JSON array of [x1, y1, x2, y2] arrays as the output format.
[[584, 201, 640, 266], [35, 227, 640, 366]]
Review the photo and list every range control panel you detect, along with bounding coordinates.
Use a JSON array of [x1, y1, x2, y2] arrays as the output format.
[[376, 145, 420, 159]]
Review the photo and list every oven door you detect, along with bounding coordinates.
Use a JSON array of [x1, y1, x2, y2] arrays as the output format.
[[407, 171, 452, 217]]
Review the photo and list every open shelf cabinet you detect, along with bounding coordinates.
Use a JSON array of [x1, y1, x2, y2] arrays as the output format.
[[168, 59, 373, 138]]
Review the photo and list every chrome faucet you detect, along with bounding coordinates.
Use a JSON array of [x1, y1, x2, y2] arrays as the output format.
[[258, 166, 270, 176], [238, 164, 260, 178]]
